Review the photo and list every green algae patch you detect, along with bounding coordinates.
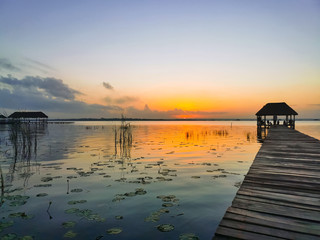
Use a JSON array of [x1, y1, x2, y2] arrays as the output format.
[[106, 228, 122, 235]]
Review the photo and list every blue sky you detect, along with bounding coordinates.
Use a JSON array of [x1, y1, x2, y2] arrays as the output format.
[[0, 0, 319, 118]]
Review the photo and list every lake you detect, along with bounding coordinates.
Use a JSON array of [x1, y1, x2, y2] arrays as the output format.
[[0, 121, 319, 239]]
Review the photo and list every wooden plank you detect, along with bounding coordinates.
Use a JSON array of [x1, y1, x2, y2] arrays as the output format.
[[236, 189, 320, 207], [215, 226, 283, 240], [219, 218, 317, 240], [240, 185, 320, 198], [232, 196, 320, 221], [213, 126, 320, 239], [226, 207, 320, 235], [235, 195, 320, 211]]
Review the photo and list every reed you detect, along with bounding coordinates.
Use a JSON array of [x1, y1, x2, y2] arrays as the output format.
[[114, 115, 133, 159]]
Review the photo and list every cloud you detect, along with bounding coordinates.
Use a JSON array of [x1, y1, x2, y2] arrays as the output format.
[[102, 82, 114, 90], [105, 96, 139, 105], [125, 104, 228, 119], [0, 75, 82, 100], [0, 58, 21, 72], [0, 76, 123, 118], [21, 58, 57, 74]]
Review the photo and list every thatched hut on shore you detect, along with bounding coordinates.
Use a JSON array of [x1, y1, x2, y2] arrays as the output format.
[[8, 111, 48, 123], [256, 102, 298, 129]]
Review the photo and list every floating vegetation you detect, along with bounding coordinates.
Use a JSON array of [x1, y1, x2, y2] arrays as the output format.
[[144, 208, 169, 222], [9, 212, 33, 219], [157, 224, 175, 232], [64, 230, 77, 238], [0, 233, 17, 240], [5, 195, 30, 207], [106, 228, 122, 235], [191, 176, 200, 179], [64, 208, 105, 222], [70, 188, 83, 193], [62, 221, 76, 229], [112, 188, 147, 202], [67, 200, 87, 205], [36, 193, 48, 197], [0, 221, 14, 232], [41, 177, 53, 182], [115, 215, 123, 220], [162, 203, 174, 207], [33, 184, 52, 188], [179, 233, 199, 240], [157, 195, 179, 203]]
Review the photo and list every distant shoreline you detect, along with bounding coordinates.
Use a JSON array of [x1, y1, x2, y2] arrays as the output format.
[[47, 118, 320, 122]]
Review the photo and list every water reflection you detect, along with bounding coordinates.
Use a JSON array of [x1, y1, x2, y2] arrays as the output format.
[[0, 122, 262, 239], [257, 127, 267, 143]]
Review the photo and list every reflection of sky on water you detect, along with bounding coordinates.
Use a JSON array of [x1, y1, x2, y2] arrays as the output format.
[[0, 122, 275, 239]]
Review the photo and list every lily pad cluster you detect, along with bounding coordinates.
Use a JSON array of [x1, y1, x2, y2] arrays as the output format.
[[64, 208, 105, 222], [4, 195, 29, 207], [112, 188, 147, 202]]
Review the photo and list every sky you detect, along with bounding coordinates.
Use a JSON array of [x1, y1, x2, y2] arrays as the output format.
[[0, 0, 319, 119]]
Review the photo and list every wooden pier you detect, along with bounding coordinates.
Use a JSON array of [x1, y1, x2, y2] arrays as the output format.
[[214, 126, 320, 240]]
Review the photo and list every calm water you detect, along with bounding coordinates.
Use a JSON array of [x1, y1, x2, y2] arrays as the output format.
[[0, 121, 318, 239]]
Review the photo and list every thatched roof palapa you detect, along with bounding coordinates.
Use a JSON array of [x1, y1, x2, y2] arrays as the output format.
[[256, 102, 297, 116], [9, 111, 48, 119]]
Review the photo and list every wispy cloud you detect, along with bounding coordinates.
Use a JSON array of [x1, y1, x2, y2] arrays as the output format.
[[102, 82, 114, 90], [105, 96, 139, 105], [0, 58, 21, 72], [125, 104, 227, 119], [24, 58, 56, 72], [0, 75, 82, 100]]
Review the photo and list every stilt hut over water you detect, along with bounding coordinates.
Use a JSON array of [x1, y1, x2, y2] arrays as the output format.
[[8, 111, 48, 123], [0, 114, 6, 124], [256, 102, 298, 129]]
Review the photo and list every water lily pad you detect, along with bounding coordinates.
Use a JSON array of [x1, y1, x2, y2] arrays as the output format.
[[41, 177, 53, 182], [162, 203, 174, 207], [70, 188, 83, 193], [144, 208, 169, 222], [0, 233, 17, 240], [106, 228, 122, 235], [20, 236, 34, 240], [36, 193, 48, 197], [65, 208, 79, 214], [34, 184, 52, 187], [179, 233, 199, 240], [0, 221, 14, 232], [9, 212, 33, 219], [62, 221, 76, 228], [5, 195, 29, 206], [157, 224, 174, 232], [64, 230, 77, 238], [67, 200, 87, 205]]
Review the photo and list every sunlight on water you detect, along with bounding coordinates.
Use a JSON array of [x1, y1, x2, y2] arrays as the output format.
[[3, 121, 318, 239]]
